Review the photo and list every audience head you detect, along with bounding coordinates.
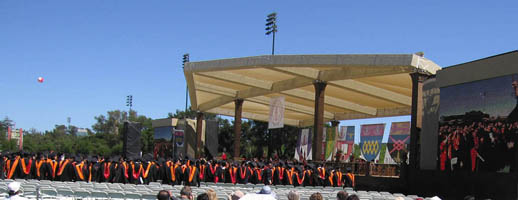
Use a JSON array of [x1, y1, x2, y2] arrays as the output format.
[[206, 189, 217, 200], [346, 194, 359, 200], [157, 190, 171, 200], [231, 190, 244, 200], [310, 192, 323, 200], [7, 182, 22, 196], [180, 186, 193, 199], [287, 190, 300, 200], [197, 193, 209, 200], [336, 191, 348, 200]]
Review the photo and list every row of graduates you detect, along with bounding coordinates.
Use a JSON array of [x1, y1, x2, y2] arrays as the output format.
[[0, 153, 355, 188], [181, 160, 356, 188]]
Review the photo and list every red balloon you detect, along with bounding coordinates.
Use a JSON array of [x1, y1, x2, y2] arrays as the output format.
[[38, 77, 44, 83]]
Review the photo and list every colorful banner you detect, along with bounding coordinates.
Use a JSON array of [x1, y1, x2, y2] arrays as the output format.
[[294, 128, 312, 161], [387, 122, 411, 163], [174, 129, 185, 147], [268, 96, 285, 129], [325, 126, 337, 161], [337, 126, 355, 161], [360, 124, 385, 161]]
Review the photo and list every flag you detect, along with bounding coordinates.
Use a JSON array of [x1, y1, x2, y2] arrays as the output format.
[[325, 126, 337, 161], [337, 126, 355, 162], [294, 128, 312, 161], [268, 96, 285, 129], [387, 122, 411, 163], [360, 124, 385, 161]]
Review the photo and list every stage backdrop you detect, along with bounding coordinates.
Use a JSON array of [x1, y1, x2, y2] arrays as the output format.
[[438, 74, 518, 173]]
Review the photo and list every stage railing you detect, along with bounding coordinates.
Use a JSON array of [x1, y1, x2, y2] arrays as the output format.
[[310, 161, 402, 178]]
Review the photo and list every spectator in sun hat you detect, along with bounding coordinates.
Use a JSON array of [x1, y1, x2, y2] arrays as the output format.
[[6, 182, 28, 200]]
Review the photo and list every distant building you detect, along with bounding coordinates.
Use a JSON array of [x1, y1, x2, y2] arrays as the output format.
[[76, 128, 88, 137]]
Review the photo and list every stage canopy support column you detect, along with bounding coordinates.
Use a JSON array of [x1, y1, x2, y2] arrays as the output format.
[[409, 72, 429, 169], [313, 80, 327, 161], [234, 99, 244, 159], [195, 111, 204, 159]]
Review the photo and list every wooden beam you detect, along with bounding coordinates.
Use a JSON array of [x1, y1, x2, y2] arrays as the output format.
[[273, 67, 320, 79], [333, 107, 411, 120], [330, 80, 412, 106], [185, 71, 198, 110], [247, 96, 335, 119], [281, 89, 377, 116], [195, 82, 237, 97], [206, 107, 300, 126], [317, 66, 414, 82], [197, 71, 273, 90]]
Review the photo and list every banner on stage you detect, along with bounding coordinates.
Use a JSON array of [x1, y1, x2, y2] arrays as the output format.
[[294, 128, 312, 161], [325, 126, 337, 161], [268, 96, 285, 129], [387, 122, 410, 163], [360, 124, 385, 161], [174, 129, 185, 147], [337, 126, 355, 161]]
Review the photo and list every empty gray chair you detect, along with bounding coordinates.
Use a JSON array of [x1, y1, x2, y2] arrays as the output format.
[[125, 192, 142, 199]]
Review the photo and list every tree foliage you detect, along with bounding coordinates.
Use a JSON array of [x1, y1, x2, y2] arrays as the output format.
[[3, 108, 301, 160]]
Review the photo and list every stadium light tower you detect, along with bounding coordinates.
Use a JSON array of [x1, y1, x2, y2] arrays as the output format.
[[265, 12, 278, 55], [183, 53, 190, 113], [126, 95, 133, 114]]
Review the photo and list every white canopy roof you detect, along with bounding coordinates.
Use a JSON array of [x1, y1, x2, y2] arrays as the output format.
[[184, 54, 441, 127]]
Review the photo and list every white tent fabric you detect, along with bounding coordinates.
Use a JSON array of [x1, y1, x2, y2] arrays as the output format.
[[184, 54, 441, 126]]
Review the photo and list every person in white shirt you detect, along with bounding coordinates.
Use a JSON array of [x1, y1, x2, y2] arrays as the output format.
[[6, 182, 28, 200]]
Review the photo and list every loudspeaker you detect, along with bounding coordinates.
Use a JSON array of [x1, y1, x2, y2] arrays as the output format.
[[123, 121, 142, 159], [205, 119, 219, 159]]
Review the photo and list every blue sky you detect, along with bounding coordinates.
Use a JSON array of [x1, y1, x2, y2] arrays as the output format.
[[1, 0, 517, 132], [440, 75, 517, 118]]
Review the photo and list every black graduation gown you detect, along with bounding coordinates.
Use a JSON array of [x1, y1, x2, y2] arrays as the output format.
[[175, 165, 185, 185], [141, 162, 156, 184], [44, 159, 57, 181], [303, 170, 313, 186], [206, 164, 217, 183], [58, 160, 75, 182], [272, 167, 283, 185], [183, 166, 200, 186], [215, 165, 223, 183], [223, 166, 231, 183], [332, 172, 344, 187], [129, 162, 142, 184], [73, 162, 89, 182], [6, 158, 21, 179], [112, 162, 128, 183], [0, 157, 5, 179], [324, 170, 332, 187], [237, 166, 251, 184], [90, 162, 102, 182], [18, 158, 33, 179], [33, 159, 46, 180], [343, 173, 355, 188], [100, 162, 113, 182], [262, 167, 272, 185]]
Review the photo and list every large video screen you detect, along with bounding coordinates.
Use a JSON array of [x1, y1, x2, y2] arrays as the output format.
[[154, 126, 173, 159], [438, 74, 518, 173]]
